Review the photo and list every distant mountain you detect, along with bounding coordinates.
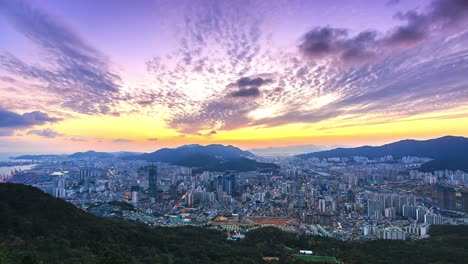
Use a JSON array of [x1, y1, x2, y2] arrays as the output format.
[[298, 136, 467, 160], [173, 154, 279, 172], [14, 151, 140, 160], [69, 150, 114, 159], [250, 144, 330, 156], [126, 144, 255, 163], [112, 151, 141, 157], [419, 157, 468, 172], [297, 136, 468, 172], [124, 144, 276, 172], [14, 154, 64, 160]]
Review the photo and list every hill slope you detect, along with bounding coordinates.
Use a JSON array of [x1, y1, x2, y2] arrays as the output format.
[[173, 154, 279, 172], [297, 136, 468, 171], [126, 144, 255, 162], [0, 183, 467, 264], [0, 183, 261, 264], [123, 144, 275, 172]]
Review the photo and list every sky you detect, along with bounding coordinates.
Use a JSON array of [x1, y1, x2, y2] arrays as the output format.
[[0, 0, 467, 153]]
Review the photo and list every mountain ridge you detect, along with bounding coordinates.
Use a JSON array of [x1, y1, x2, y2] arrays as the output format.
[[125, 144, 255, 163], [297, 136, 468, 171]]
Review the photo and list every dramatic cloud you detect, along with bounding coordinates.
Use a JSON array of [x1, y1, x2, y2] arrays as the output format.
[[136, 0, 468, 136], [234, 77, 273, 88], [229, 87, 261, 98], [0, 108, 61, 128], [27, 128, 63, 138], [299, 27, 379, 64], [0, 0, 122, 115], [299, 0, 468, 65]]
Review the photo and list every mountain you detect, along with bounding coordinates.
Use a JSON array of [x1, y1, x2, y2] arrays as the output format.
[[0, 183, 262, 263], [298, 136, 468, 160], [173, 154, 279, 172], [15, 151, 141, 160], [69, 150, 114, 159], [127, 144, 255, 163], [13, 154, 63, 160], [249, 144, 330, 156], [297, 136, 468, 171], [125, 144, 275, 172], [419, 157, 468, 172], [1, 183, 467, 264]]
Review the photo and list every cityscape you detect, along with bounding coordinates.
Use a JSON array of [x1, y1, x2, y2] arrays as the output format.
[[1, 137, 467, 244], [1, 0, 468, 263]]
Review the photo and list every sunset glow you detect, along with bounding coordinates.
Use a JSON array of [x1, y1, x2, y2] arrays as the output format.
[[0, 0, 467, 152]]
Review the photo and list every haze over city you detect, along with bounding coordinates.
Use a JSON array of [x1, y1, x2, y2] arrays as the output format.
[[1, 0, 467, 153]]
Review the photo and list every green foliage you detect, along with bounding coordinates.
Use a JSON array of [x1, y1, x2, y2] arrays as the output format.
[[1, 183, 467, 264]]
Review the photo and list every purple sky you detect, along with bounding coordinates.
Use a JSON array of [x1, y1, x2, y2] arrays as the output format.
[[0, 0, 467, 152]]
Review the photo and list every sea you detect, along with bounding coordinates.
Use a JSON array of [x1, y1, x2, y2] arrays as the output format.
[[0, 152, 36, 177]]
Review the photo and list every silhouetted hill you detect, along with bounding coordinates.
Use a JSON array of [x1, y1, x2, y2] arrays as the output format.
[[0, 183, 261, 264], [173, 154, 279, 172], [14, 154, 63, 160], [298, 136, 467, 159], [1, 184, 467, 264], [126, 144, 255, 162], [297, 136, 468, 171], [122, 144, 272, 172], [15, 151, 141, 160], [69, 150, 114, 159], [419, 157, 468, 172]]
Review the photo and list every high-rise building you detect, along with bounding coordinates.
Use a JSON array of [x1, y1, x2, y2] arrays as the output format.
[[424, 213, 443, 225], [347, 189, 355, 203], [319, 199, 326, 213], [185, 191, 194, 207], [376, 227, 406, 240], [257, 192, 265, 203], [461, 191, 468, 213], [404, 224, 428, 237], [148, 165, 158, 198], [403, 205, 417, 219], [416, 207, 427, 222], [131, 185, 139, 205], [368, 199, 381, 217], [384, 207, 395, 218], [436, 186, 456, 211]]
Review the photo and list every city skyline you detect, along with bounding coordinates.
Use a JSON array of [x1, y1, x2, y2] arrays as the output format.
[[1, 0, 468, 152]]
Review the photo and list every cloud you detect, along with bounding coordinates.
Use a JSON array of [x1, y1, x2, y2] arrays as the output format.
[[299, 0, 468, 66], [0, 108, 61, 128], [137, 0, 468, 136], [0, 129, 14, 137], [299, 27, 379, 65], [147, 138, 158, 141], [112, 138, 132, 143], [68, 137, 88, 142], [0, 0, 122, 115], [234, 77, 273, 88], [168, 99, 256, 134], [226, 76, 274, 97], [229, 87, 261, 97], [27, 128, 63, 138]]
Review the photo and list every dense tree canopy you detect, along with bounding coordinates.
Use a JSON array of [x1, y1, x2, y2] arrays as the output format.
[[0, 183, 466, 264]]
